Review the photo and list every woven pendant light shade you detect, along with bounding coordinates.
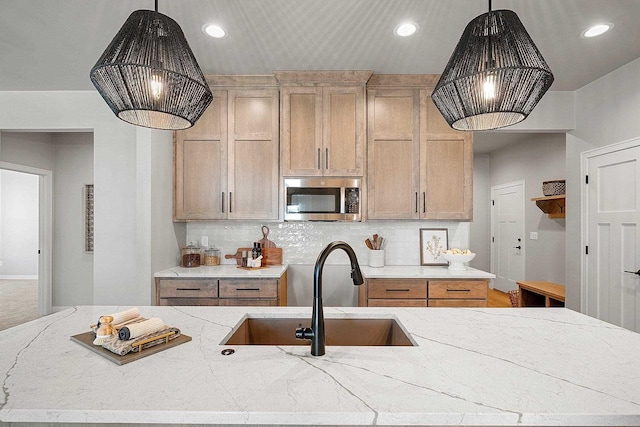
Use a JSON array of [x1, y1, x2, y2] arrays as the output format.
[[90, 9, 213, 130], [431, 9, 554, 131]]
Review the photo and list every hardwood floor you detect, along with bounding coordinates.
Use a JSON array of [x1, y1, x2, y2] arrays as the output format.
[[487, 288, 512, 308]]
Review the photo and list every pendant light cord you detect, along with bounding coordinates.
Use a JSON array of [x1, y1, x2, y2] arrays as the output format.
[[155, 0, 158, 12]]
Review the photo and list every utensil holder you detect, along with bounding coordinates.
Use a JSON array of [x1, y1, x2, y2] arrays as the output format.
[[369, 250, 385, 268]]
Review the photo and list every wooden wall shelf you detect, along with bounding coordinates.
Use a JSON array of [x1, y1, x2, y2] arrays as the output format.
[[531, 195, 565, 218]]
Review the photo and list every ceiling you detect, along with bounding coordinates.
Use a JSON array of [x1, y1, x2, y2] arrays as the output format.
[[1, 1, 639, 151]]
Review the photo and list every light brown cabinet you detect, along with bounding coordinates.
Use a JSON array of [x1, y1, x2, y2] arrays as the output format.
[[155, 272, 288, 306], [174, 78, 279, 221], [366, 75, 473, 220], [277, 71, 371, 177], [359, 278, 488, 307]]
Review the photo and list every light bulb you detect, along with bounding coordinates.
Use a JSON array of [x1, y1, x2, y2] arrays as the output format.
[[482, 74, 496, 100], [150, 73, 163, 99]]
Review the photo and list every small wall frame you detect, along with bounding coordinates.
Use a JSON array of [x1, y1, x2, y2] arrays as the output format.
[[84, 184, 94, 253], [420, 228, 448, 266]]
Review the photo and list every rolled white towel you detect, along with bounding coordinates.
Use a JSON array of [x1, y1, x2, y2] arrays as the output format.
[[118, 317, 165, 341], [98, 307, 140, 327]]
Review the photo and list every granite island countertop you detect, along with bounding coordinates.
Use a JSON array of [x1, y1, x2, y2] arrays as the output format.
[[1, 306, 639, 426]]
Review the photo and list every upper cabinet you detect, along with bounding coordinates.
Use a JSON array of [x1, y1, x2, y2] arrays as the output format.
[[367, 75, 473, 220], [174, 77, 279, 221], [276, 71, 371, 176]]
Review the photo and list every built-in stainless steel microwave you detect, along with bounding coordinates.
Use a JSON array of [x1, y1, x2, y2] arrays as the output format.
[[284, 178, 361, 221]]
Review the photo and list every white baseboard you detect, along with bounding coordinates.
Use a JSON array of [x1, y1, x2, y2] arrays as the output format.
[[0, 274, 38, 280], [52, 306, 71, 313]]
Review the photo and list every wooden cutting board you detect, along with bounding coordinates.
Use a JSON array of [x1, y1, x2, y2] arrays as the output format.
[[224, 247, 282, 266]]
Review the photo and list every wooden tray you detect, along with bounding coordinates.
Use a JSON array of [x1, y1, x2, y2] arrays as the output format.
[[70, 331, 191, 365]]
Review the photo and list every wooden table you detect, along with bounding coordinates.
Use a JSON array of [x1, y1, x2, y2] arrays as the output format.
[[516, 281, 565, 307]]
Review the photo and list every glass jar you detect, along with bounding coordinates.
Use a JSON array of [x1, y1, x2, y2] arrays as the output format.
[[204, 246, 220, 266], [181, 242, 200, 268]]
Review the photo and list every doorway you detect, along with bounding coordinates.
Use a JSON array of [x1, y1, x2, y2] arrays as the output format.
[[491, 180, 525, 292], [583, 138, 640, 333], [0, 162, 53, 325]]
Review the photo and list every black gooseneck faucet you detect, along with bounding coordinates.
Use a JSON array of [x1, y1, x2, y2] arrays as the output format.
[[295, 241, 364, 356]]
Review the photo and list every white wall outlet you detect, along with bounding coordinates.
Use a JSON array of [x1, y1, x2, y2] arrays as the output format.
[[201, 236, 209, 247], [530, 232, 538, 240]]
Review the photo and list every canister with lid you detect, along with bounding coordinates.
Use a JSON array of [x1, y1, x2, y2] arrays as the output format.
[[204, 245, 220, 266], [181, 242, 200, 267]]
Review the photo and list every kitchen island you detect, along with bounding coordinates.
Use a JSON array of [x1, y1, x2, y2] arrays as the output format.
[[1, 306, 640, 426]]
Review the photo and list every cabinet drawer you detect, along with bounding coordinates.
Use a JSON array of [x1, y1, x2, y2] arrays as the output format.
[[158, 279, 218, 298], [428, 280, 488, 299], [159, 298, 219, 306], [219, 279, 278, 299], [368, 299, 427, 307], [368, 279, 427, 299], [219, 299, 278, 306], [427, 299, 487, 307]]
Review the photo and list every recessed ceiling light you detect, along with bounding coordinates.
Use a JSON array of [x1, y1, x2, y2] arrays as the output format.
[[394, 22, 418, 37], [582, 23, 613, 38], [202, 24, 227, 38]]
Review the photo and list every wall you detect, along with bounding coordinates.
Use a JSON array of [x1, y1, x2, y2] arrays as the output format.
[[187, 220, 469, 306], [0, 91, 179, 309], [0, 169, 38, 278], [51, 132, 94, 306], [566, 56, 640, 311], [470, 154, 490, 272], [489, 133, 567, 285]]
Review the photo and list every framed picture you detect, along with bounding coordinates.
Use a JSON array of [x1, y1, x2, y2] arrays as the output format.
[[84, 184, 94, 253], [420, 228, 448, 265]]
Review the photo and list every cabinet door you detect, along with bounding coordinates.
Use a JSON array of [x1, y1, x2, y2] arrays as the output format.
[[174, 91, 228, 220], [322, 86, 365, 176], [421, 95, 473, 220], [228, 89, 280, 219], [281, 86, 322, 176], [367, 89, 420, 219]]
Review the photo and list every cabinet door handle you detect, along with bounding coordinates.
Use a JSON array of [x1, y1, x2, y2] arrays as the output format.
[[415, 192, 418, 213], [221, 192, 225, 213], [176, 288, 201, 291], [325, 148, 329, 170], [423, 192, 426, 213], [446, 289, 471, 292], [387, 288, 410, 292], [237, 288, 260, 291], [229, 192, 233, 213], [317, 148, 321, 169]]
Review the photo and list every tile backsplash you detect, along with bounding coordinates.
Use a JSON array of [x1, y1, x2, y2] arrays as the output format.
[[187, 221, 470, 266]]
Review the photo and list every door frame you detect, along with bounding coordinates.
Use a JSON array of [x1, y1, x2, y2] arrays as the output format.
[[581, 136, 640, 314], [490, 180, 526, 290], [0, 161, 53, 316]]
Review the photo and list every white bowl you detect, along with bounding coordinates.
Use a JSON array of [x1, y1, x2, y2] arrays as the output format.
[[441, 253, 476, 271]]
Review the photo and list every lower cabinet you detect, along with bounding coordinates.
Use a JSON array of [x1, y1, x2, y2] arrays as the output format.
[[359, 278, 488, 307], [155, 273, 287, 306]]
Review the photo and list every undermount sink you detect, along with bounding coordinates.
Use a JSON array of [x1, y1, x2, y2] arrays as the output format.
[[222, 316, 416, 347]]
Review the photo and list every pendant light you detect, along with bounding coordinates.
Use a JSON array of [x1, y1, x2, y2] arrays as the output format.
[[431, 0, 554, 131], [90, 1, 213, 130]]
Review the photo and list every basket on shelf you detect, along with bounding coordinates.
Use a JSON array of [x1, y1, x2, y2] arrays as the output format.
[[507, 289, 520, 308], [542, 180, 566, 196]]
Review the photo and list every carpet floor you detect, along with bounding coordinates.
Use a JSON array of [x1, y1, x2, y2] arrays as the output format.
[[0, 279, 40, 331]]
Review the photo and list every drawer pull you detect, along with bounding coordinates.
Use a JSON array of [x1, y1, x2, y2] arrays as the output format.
[[446, 289, 471, 292], [176, 288, 201, 291], [237, 288, 260, 291], [387, 288, 410, 292]]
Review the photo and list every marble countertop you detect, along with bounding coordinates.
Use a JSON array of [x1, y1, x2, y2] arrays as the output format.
[[360, 265, 496, 279], [155, 264, 288, 278], [2, 306, 639, 426]]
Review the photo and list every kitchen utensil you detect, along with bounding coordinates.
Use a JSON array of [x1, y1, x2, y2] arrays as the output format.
[[365, 238, 374, 250], [225, 247, 283, 266], [373, 234, 379, 249], [259, 225, 276, 248]]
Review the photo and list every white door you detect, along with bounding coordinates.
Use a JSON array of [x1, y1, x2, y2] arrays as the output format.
[[491, 181, 525, 292], [585, 144, 640, 332]]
